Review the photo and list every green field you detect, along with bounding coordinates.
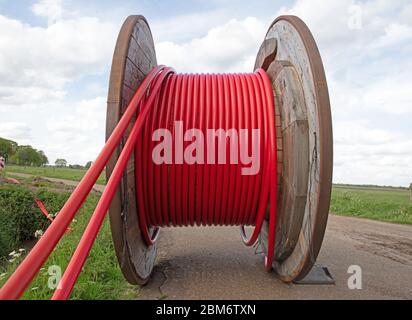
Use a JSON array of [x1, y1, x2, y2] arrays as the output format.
[[5, 165, 106, 185], [331, 184, 412, 224], [0, 180, 137, 300], [4, 165, 412, 225]]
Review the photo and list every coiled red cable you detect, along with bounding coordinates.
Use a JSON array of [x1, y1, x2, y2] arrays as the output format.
[[0, 66, 277, 300], [136, 70, 278, 268]]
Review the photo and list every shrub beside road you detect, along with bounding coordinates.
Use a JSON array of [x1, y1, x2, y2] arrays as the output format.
[[0, 178, 137, 300], [0, 185, 67, 258]]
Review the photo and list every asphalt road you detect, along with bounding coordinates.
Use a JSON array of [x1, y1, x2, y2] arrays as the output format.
[[138, 215, 412, 300], [7, 173, 411, 299]]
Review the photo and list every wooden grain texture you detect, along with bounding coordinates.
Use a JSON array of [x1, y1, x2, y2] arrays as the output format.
[[106, 15, 157, 285], [256, 15, 333, 282], [272, 62, 309, 261], [255, 38, 277, 71]]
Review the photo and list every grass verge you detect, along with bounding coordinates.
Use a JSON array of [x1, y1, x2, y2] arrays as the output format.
[[331, 184, 412, 224], [0, 184, 137, 300], [5, 165, 106, 185]]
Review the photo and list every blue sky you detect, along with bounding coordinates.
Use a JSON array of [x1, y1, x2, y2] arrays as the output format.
[[0, 0, 411, 186]]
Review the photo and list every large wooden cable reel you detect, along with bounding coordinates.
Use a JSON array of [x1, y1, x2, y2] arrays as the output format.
[[257, 16, 333, 282], [106, 15, 333, 284], [106, 15, 157, 285]]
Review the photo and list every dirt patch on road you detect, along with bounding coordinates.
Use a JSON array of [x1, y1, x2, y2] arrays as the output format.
[[352, 232, 412, 266], [137, 215, 412, 300]]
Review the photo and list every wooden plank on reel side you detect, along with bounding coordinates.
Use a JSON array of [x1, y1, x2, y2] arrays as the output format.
[[106, 15, 158, 285], [256, 15, 333, 282]]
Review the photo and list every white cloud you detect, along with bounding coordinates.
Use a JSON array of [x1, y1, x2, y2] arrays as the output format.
[[273, 0, 412, 186], [32, 0, 63, 25], [400, 2, 412, 24], [0, 0, 411, 186], [0, 122, 32, 143], [332, 118, 412, 186], [151, 10, 236, 43], [333, 121, 412, 186], [362, 72, 412, 115], [43, 96, 106, 165], [334, 122, 398, 145], [0, 12, 117, 105], [156, 17, 266, 73], [0, 85, 66, 105], [1, 96, 106, 165], [0, 2, 117, 165], [369, 23, 412, 50], [153, 0, 412, 186]]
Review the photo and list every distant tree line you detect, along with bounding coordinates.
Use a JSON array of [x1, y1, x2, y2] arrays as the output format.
[[1, 137, 94, 169], [66, 162, 93, 169], [0, 137, 48, 166], [55, 158, 67, 167]]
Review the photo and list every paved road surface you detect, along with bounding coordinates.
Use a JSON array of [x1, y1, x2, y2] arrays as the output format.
[[138, 215, 412, 300], [7, 173, 411, 299]]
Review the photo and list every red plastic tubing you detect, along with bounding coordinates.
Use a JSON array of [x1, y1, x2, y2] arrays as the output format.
[[0, 66, 277, 300]]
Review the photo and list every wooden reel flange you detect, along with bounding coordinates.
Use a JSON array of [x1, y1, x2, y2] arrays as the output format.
[[106, 15, 158, 285], [106, 15, 333, 285], [256, 16, 333, 282]]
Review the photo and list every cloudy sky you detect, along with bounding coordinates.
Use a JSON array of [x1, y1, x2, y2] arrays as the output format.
[[0, 0, 411, 186]]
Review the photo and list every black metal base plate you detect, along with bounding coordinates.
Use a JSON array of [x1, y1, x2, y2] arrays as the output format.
[[293, 265, 335, 285]]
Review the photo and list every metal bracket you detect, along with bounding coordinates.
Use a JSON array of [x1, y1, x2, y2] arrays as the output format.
[[293, 265, 335, 285]]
